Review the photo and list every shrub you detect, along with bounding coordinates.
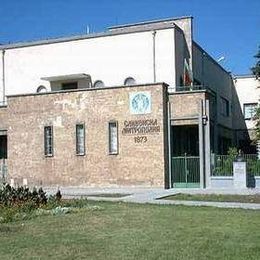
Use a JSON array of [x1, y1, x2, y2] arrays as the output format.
[[214, 147, 238, 175], [0, 184, 48, 208]]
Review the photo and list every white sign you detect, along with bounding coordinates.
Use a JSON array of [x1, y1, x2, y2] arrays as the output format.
[[129, 92, 151, 114], [233, 162, 247, 188]]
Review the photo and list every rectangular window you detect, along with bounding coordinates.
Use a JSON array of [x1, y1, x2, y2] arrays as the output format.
[[44, 126, 53, 156], [61, 82, 78, 90], [76, 124, 85, 155], [244, 103, 257, 120], [108, 121, 118, 154], [220, 97, 229, 117]]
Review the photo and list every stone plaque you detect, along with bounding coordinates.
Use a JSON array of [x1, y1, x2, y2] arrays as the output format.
[[233, 161, 247, 189], [129, 92, 151, 114]]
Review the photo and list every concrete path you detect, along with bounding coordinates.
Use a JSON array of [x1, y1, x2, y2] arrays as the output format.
[[44, 186, 260, 210]]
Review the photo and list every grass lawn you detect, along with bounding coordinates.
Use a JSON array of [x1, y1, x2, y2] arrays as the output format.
[[0, 201, 259, 260], [160, 193, 260, 203]]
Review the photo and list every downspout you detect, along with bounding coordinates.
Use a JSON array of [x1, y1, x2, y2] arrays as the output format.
[[152, 30, 156, 83], [167, 100, 172, 188], [2, 49, 5, 105]]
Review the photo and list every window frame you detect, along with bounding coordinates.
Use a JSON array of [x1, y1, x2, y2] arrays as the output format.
[[61, 82, 78, 90], [220, 97, 230, 117], [76, 123, 86, 156], [93, 80, 105, 88], [108, 121, 118, 155], [36, 85, 47, 93], [243, 103, 258, 120], [124, 77, 136, 86], [44, 125, 53, 157]]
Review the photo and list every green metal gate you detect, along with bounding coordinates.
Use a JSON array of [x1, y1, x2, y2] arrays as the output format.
[[171, 155, 200, 188]]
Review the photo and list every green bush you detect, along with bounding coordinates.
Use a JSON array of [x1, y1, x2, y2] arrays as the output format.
[[0, 185, 64, 223], [214, 147, 238, 175], [0, 184, 48, 207]]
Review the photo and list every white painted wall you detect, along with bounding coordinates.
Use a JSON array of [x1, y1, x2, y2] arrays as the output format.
[[0, 51, 3, 103], [154, 29, 175, 87], [234, 76, 260, 131], [1, 28, 177, 97]]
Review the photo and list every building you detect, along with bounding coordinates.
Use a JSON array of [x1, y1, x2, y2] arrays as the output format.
[[0, 16, 253, 188], [234, 75, 260, 145]]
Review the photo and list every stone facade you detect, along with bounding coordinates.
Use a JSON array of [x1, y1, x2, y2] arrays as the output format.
[[169, 91, 206, 125], [0, 106, 8, 130], [6, 83, 168, 187]]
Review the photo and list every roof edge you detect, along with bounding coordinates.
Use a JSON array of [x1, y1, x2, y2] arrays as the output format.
[[7, 82, 169, 99], [193, 41, 231, 76], [108, 16, 193, 30], [0, 25, 178, 50]]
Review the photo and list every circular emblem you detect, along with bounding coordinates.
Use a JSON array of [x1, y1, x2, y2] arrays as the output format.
[[131, 93, 150, 114]]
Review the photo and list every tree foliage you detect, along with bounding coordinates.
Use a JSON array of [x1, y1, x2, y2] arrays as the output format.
[[254, 106, 260, 141], [251, 46, 260, 142], [251, 46, 260, 79]]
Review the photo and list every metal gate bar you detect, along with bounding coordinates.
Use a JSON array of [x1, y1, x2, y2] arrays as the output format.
[[172, 154, 200, 188]]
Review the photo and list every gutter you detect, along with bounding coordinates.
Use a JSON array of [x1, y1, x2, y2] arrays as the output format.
[[152, 30, 157, 83], [2, 49, 5, 104]]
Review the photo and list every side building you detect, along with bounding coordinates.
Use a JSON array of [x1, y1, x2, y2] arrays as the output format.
[[233, 74, 260, 152]]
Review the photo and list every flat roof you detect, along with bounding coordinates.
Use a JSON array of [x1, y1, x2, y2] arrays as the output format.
[[0, 17, 186, 50], [233, 74, 257, 79], [108, 16, 192, 30], [7, 82, 168, 99], [41, 73, 90, 81]]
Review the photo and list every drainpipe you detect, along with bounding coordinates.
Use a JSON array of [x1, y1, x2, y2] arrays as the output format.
[[152, 30, 156, 83], [167, 100, 172, 188], [2, 49, 5, 105]]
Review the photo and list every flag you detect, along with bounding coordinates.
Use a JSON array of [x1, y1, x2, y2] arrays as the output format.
[[183, 59, 193, 86]]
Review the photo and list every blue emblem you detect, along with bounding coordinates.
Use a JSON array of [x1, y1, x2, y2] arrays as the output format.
[[130, 92, 151, 114]]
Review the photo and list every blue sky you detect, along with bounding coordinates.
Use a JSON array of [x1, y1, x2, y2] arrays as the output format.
[[0, 0, 259, 75]]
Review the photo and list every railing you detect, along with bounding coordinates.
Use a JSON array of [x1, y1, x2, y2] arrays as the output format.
[[211, 154, 260, 176], [175, 85, 207, 92]]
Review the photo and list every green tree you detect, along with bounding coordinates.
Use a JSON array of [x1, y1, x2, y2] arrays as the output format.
[[251, 47, 260, 142], [254, 106, 260, 141], [251, 46, 260, 79]]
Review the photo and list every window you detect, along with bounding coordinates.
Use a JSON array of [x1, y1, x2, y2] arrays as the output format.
[[44, 126, 53, 156], [124, 77, 136, 86], [0, 133, 7, 159], [244, 103, 257, 120], [93, 80, 104, 88], [108, 121, 118, 154], [61, 82, 78, 90], [76, 124, 85, 155], [37, 85, 47, 93], [220, 97, 229, 117]]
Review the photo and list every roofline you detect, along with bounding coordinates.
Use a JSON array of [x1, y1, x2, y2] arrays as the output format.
[[233, 74, 257, 79], [6, 82, 169, 99], [192, 41, 231, 76], [0, 24, 177, 50], [108, 16, 193, 30]]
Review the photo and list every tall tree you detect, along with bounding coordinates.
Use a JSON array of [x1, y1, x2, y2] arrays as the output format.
[[251, 47, 260, 147], [251, 46, 260, 79]]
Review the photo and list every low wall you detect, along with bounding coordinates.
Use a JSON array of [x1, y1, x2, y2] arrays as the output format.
[[210, 175, 260, 189], [210, 176, 233, 189]]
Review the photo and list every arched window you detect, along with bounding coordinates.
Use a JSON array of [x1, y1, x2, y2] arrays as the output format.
[[93, 80, 105, 88], [124, 77, 136, 86], [37, 85, 47, 93]]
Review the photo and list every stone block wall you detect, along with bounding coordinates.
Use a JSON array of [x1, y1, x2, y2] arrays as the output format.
[[169, 91, 206, 125], [6, 83, 168, 187]]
